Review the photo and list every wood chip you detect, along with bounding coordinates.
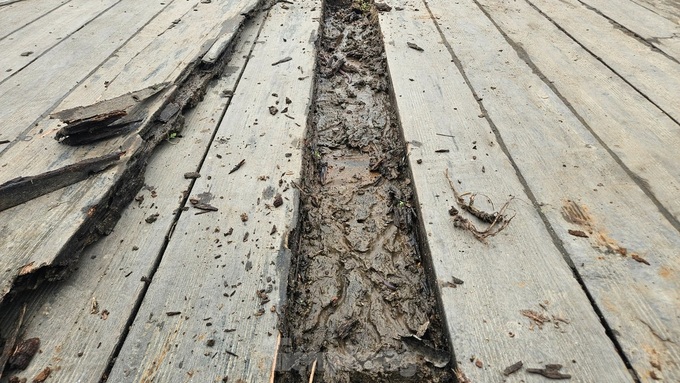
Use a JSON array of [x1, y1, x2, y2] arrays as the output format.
[[568, 229, 588, 238], [229, 159, 246, 174], [271, 57, 292, 66], [503, 361, 523, 376], [32, 367, 51, 383], [407, 42, 424, 51], [526, 364, 571, 379], [631, 253, 650, 265], [273, 193, 283, 207]]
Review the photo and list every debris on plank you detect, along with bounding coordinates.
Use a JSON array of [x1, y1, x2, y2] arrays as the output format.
[[503, 361, 523, 376], [228, 159, 246, 174], [526, 364, 571, 379], [375, 2, 392, 12], [407, 42, 424, 51], [32, 367, 52, 383], [271, 57, 292, 66], [184, 172, 201, 179], [445, 170, 515, 242], [568, 229, 588, 238], [0, 152, 124, 212]]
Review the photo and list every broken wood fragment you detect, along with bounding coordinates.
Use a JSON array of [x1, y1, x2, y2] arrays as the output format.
[[0, 152, 123, 212], [503, 361, 523, 376], [407, 42, 424, 51], [526, 364, 571, 379], [228, 159, 246, 174], [8, 338, 40, 371], [271, 57, 292, 66]]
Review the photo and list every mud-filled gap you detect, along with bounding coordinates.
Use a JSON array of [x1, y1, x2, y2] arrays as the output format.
[[278, 1, 454, 382]]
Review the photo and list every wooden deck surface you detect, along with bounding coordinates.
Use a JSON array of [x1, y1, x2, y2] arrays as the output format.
[[0, 0, 678, 382]]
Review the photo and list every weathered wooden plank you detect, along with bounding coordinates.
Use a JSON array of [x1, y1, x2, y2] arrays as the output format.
[[0, 0, 120, 84], [472, 0, 680, 241], [0, 0, 169, 149], [0, 13, 265, 382], [578, 0, 680, 61], [525, 0, 680, 123], [0, 1, 70, 40], [427, 0, 680, 381], [378, 2, 632, 382], [0, 0, 259, 305], [107, 2, 320, 381], [630, 0, 680, 24]]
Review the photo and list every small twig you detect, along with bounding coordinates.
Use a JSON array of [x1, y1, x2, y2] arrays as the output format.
[[229, 159, 246, 174], [308, 358, 318, 383]]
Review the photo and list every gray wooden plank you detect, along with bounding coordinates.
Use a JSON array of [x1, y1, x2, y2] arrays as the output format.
[[472, 0, 680, 242], [378, 2, 632, 382], [0, 14, 264, 382], [0, 0, 120, 83], [427, 0, 680, 381], [525, 0, 680, 123], [578, 0, 680, 61], [107, 2, 321, 381], [0, 0, 258, 305], [0, 1, 70, 40], [630, 0, 680, 24], [0, 0, 169, 148]]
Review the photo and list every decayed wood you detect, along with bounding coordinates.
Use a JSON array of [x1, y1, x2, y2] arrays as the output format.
[[108, 2, 320, 381], [428, 0, 680, 381], [0, 152, 122, 212], [526, 0, 680, 122], [578, 0, 680, 61], [0, 0, 260, 305], [0, 0, 169, 151], [378, 2, 632, 381], [0, 0, 119, 84], [0, 13, 266, 382], [474, 0, 680, 235], [0, 305, 25, 379]]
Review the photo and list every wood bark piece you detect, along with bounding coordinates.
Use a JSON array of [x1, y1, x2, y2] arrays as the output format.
[[427, 0, 680, 380], [378, 1, 634, 381], [108, 2, 320, 381], [0, 152, 123, 212], [0, 0, 261, 306], [0, 11, 266, 382]]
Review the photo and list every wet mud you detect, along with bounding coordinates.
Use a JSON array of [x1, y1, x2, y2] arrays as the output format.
[[278, 1, 453, 382]]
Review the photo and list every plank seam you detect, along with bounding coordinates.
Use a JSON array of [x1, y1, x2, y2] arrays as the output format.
[[575, 0, 679, 65], [97, 10, 269, 382], [518, 0, 680, 233], [421, 1, 641, 380], [0, 0, 178, 157], [0, 0, 125, 87], [522, 0, 680, 127], [0, 0, 73, 41]]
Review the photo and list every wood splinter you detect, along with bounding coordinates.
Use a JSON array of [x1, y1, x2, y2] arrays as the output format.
[[0, 152, 124, 212]]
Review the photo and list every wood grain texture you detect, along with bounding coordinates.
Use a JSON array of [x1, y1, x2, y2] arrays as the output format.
[[427, 0, 680, 381], [0, 0, 258, 305], [473, 0, 680, 238], [0, 14, 265, 382], [0, 0, 120, 84], [379, 2, 631, 382], [107, 2, 320, 382], [525, 0, 680, 123], [0, 0, 169, 148], [578, 0, 680, 61], [629, 0, 680, 23], [0, 0, 70, 40]]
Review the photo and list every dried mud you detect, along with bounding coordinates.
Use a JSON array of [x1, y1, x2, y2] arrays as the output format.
[[278, 1, 453, 382]]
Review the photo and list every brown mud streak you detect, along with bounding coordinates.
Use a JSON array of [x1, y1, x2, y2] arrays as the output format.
[[278, 1, 453, 382]]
